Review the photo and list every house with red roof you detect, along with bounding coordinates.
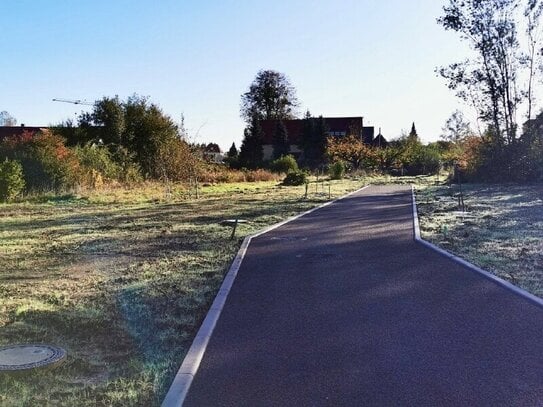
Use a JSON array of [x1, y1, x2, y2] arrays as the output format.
[[259, 117, 376, 160], [0, 125, 45, 142]]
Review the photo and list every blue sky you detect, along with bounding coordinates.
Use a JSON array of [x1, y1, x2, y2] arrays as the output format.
[[2, 0, 469, 149]]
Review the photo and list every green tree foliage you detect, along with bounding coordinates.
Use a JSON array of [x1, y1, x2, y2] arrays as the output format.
[[0, 130, 81, 190], [329, 161, 346, 180], [55, 95, 191, 180], [272, 120, 289, 159], [271, 154, 298, 174], [224, 142, 239, 168], [0, 158, 25, 201], [395, 133, 441, 175], [300, 113, 329, 168], [437, 0, 539, 144], [238, 114, 264, 169], [227, 142, 238, 158], [282, 169, 308, 186], [240, 70, 299, 122]]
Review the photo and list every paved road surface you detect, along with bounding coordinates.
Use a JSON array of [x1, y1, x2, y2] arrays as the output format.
[[184, 185, 543, 406]]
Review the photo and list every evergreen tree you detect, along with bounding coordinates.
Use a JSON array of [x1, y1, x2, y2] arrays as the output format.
[[238, 114, 263, 169], [272, 120, 289, 159], [225, 142, 239, 168], [299, 113, 329, 168], [227, 142, 238, 159]]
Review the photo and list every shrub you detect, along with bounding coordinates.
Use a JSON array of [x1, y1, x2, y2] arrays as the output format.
[[282, 169, 308, 186], [30, 130, 82, 189], [271, 155, 298, 174], [329, 161, 345, 180], [0, 130, 81, 191], [0, 158, 25, 202], [244, 169, 279, 182], [74, 144, 122, 181]]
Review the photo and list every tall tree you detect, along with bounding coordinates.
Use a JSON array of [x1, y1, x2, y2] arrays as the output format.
[[524, 0, 543, 120], [0, 111, 17, 126], [272, 120, 289, 159], [437, 0, 528, 144], [238, 114, 264, 169], [240, 70, 299, 122], [299, 112, 329, 167]]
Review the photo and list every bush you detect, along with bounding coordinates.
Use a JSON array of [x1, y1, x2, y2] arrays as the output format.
[[282, 169, 308, 186], [0, 130, 82, 191], [30, 130, 82, 190], [75, 144, 122, 181], [0, 158, 25, 202], [271, 155, 298, 174], [329, 161, 346, 179]]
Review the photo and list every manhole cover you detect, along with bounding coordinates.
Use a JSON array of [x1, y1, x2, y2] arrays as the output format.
[[0, 344, 66, 371]]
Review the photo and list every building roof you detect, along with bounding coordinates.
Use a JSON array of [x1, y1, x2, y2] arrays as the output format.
[[0, 126, 45, 142], [259, 117, 364, 144]]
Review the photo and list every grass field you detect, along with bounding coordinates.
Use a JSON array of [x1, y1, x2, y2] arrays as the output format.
[[0, 178, 367, 406], [416, 183, 543, 298]]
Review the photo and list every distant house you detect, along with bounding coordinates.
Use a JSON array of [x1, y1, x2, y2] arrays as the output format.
[[0, 125, 45, 142], [259, 117, 377, 160]]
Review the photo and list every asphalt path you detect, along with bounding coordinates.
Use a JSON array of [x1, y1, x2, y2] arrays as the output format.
[[184, 185, 543, 406]]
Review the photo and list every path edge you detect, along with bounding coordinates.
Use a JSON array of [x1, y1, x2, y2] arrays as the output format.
[[162, 184, 371, 407], [411, 185, 543, 309]]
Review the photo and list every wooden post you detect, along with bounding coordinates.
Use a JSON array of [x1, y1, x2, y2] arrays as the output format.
[[305, 182, 308, 199], [230, 219, 239, 240], [328, 184, 331, 199]]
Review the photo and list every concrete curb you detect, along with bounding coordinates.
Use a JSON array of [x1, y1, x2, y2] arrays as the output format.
[[162, 184, 371, 407], [411, 185, 543, 310]]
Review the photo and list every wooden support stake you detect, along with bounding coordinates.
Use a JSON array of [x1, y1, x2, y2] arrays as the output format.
[[230, 219, 239, 240]]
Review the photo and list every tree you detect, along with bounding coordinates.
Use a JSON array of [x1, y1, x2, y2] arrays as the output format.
[[227, 142, 238, 159], [524, 0, 543, 121], [240, 70, 299, 122], [55, 94, 191, 179], [437, 0, 530, 144], [326, 135, 378, 170], [0, 111, 17, 126], [225, 142, 239, 168], [299, 113, 329, 168], [238, 114, 264, 169], [272, 120, 289, 159], [80, 96, 125, 146], [441, 110, 472, 143]]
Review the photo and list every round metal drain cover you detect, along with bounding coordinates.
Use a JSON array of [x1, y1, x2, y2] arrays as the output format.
[[0, 344, 66, 371]]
